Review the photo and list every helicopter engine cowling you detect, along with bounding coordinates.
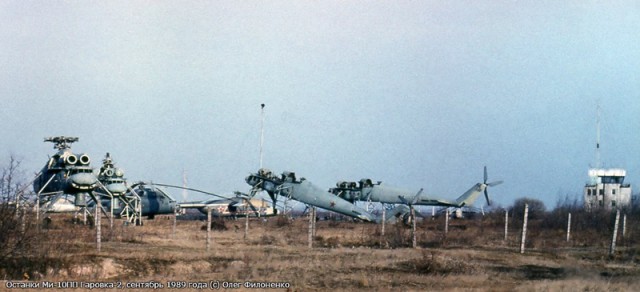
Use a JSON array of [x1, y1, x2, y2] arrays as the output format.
[[65, 154, 78, 165], [79, 154, 90, 165]]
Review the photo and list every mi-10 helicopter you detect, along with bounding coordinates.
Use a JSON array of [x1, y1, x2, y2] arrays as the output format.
[[31, 136, 109, 221], [245, 168, 411, 222], [329, 166, 503, 208], [94, 153, 177, 223], [31, 137, 177, 225]]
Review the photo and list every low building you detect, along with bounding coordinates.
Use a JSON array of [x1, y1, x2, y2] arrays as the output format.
[[584, 168, 632, 211]]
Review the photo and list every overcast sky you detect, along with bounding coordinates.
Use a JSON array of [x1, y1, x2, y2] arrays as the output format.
[[1, 1, 639, 210]]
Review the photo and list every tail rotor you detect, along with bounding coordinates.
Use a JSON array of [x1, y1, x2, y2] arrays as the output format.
[[482, 166, 503, 206]]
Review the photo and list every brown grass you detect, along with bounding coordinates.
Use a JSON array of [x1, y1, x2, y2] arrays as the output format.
[[1, 213, 639, 291]]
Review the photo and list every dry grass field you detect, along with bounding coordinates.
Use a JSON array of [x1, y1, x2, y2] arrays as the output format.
[[1, 212, 639, 291]]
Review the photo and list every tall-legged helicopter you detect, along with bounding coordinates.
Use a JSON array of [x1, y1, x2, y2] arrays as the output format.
[[31, 136, 109, 222], [95, 153, 177, 224]]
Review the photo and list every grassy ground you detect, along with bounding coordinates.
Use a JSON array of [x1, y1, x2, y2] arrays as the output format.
[[1, 213, 639, 291]]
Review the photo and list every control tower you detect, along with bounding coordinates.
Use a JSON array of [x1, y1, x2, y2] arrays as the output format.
[[584, 168, 631, 211]]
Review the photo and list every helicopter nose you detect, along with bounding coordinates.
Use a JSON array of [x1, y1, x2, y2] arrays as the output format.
[[105, 182, 127, 194], [69, 172, 98, 191], [245, 175, 258, 186]]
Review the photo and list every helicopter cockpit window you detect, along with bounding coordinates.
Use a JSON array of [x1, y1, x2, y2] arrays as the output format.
[[282, 171, 297, 183], [359, 178, 374, 188]]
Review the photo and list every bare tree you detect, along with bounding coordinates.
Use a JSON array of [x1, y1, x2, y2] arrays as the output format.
[[0, 155, 38, 264]]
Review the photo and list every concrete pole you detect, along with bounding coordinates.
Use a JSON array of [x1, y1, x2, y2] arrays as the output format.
[[610, 209, 620, 256], [411, 207, 417, 249], [172, 212, 177, 239], [312, 207, 317, 237], [308, 208, 313, 249], [566, 213, 571, 242], [20, 206, 26, 233], [431, 206, 435, 220], [83, 207, 87, 225], [36, 195, 40, 223], [520, 204, 528, 254], [504, 209, 508, 241], [110, 196, 114, 230], [206, 207, 212, 252], [244, 208, 249, 241], [95, 206, 101, 253], [381, 205, 386, 236], [622, 214, 627, 239], [444, 208, 449, 234]]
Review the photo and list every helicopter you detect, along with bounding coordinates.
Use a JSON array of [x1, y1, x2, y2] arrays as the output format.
[[179, 192, 275, 218], [98, 181, 177, 221], [329, 166, 503, 208], [245, 168, 413, 222], [92, 153, 143, 223], [32, 136, 108, 219]]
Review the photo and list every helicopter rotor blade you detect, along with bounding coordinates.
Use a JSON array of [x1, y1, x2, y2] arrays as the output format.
[[143, 182, 230, 200], [488, 180, 503, 187]]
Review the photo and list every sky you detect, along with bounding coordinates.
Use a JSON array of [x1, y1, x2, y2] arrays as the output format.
[[1, 1, 639, 210]]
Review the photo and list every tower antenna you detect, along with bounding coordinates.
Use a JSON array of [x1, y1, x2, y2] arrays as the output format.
[[595, 103, 601, 169]]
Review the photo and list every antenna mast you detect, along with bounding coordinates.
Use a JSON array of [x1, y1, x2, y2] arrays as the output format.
[[259, 103, 265, 169], [595, 104, 601, 169]]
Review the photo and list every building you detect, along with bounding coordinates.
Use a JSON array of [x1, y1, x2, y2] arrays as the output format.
[[584, 168, 632, 211]]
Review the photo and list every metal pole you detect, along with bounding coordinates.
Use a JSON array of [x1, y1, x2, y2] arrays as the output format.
[[259, 103, 265, 169], [35, 174, 56, 223], [206, 207, 211, 252], [520, 204, 528, 254], [610, 209, 620, 256], [96, 206, 101, 253], [504, 209, 508, 241], [566, 213, 571, 242]]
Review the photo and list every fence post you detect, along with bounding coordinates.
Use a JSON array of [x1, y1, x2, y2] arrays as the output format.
[[520, 204, 528, 254], [566, 212, 571, 242], [206, 207, 211, 252], [445, 208, 449, 234], [504, 209, 508, 241], [172, 212, 177, 239], [308, 207, 314, 248], [411, 207, 417, 248], [381, 205, 386, 236], [622, 213, 627, 239], [95, 206, 101, 253], [610, 209, 620, 256]]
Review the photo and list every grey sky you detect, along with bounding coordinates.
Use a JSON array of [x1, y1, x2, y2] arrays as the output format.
[[1, 1, 639, 209]]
